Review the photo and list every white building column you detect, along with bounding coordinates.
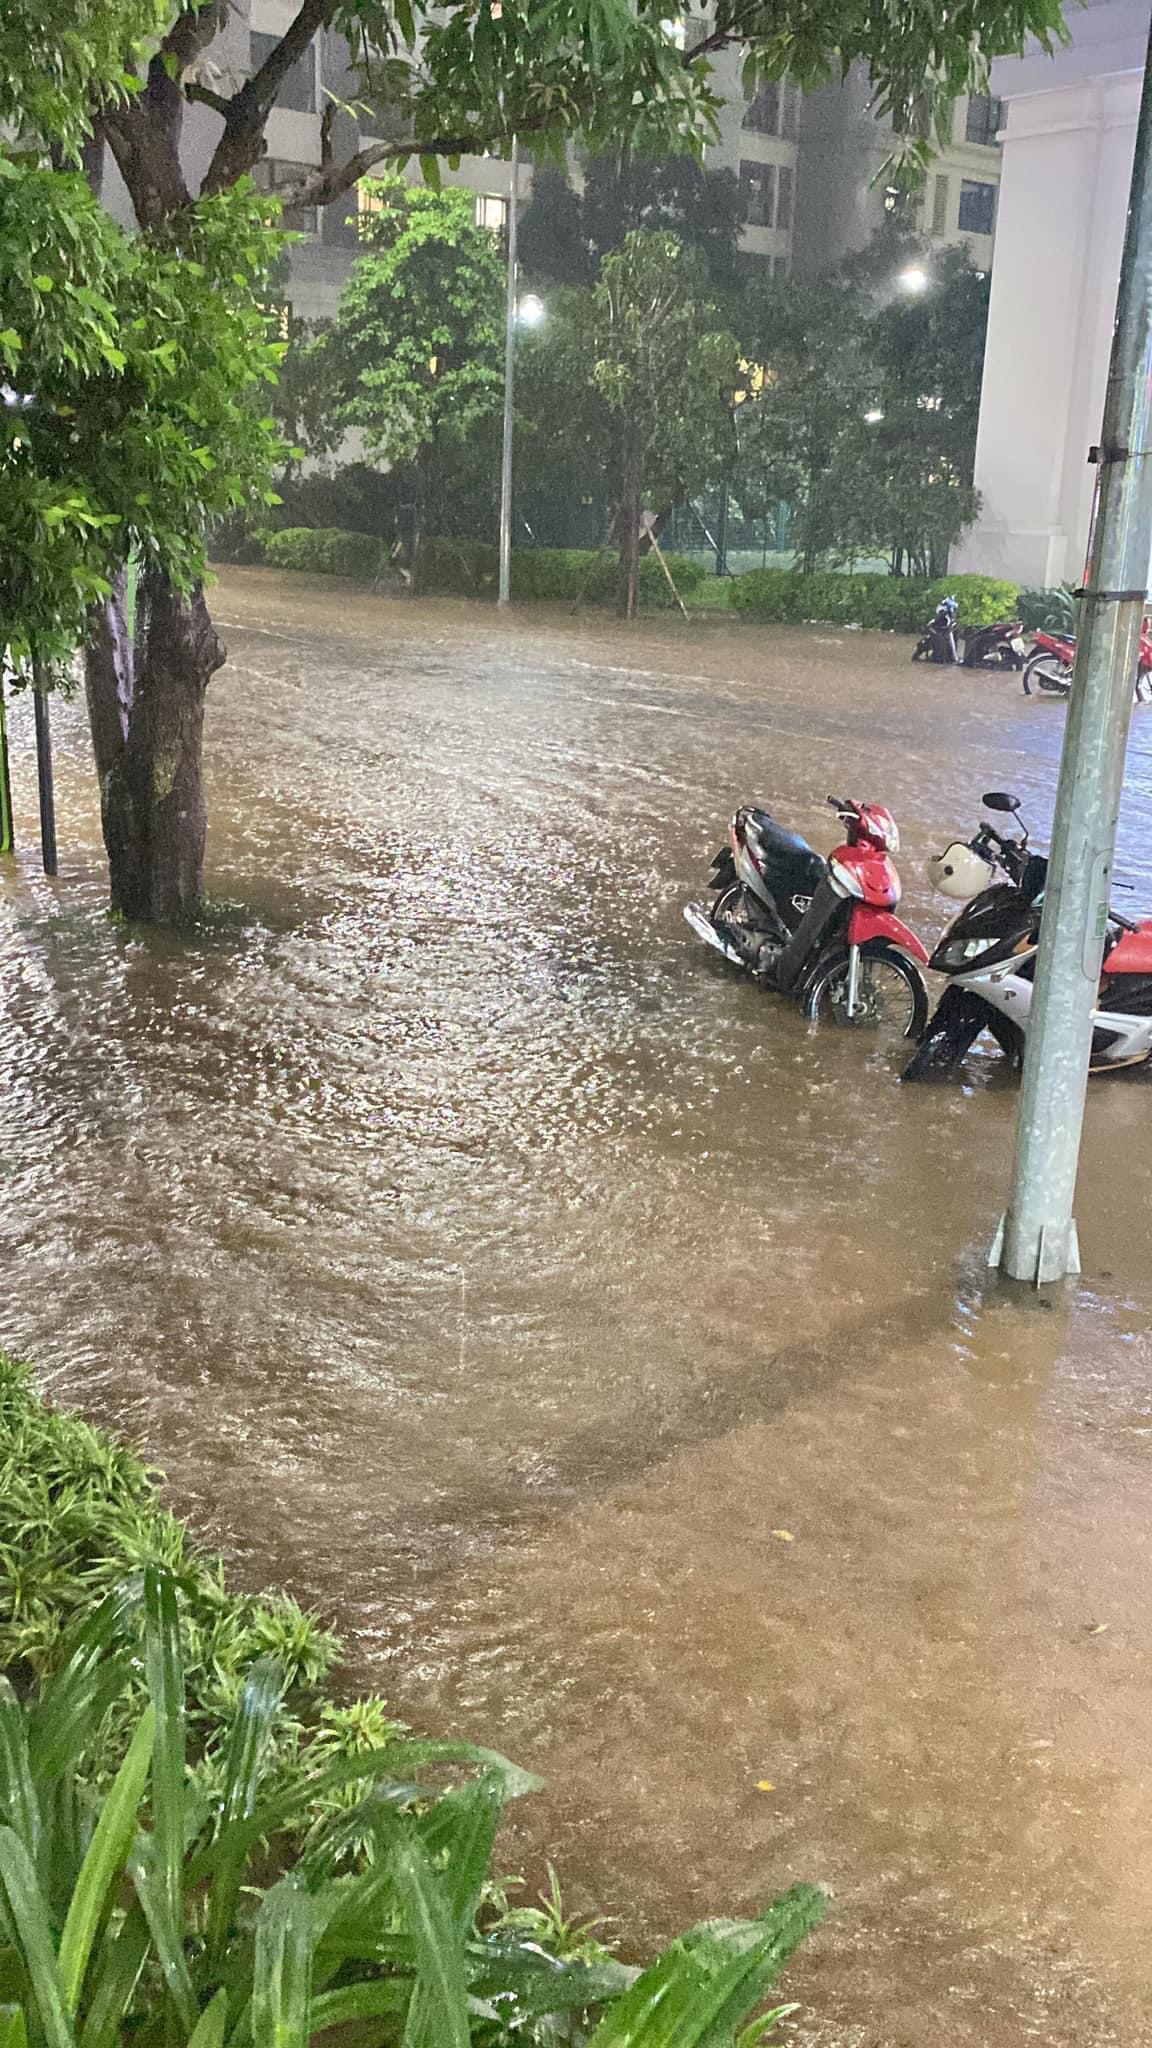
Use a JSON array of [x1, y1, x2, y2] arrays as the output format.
[[955, 1, 1149, 589]]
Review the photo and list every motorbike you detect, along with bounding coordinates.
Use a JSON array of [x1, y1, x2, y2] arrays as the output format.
[[960, 619, 1027, 670], [1023, 621, 1152, 699], [683, 795, 930, 1039], [902, 791, 1152, 1079], [912, 597, 959, 665]]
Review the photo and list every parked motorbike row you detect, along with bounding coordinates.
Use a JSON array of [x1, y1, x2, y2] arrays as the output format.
[[913, 593, 1152, 701], [683, 790, 1152, 1080]]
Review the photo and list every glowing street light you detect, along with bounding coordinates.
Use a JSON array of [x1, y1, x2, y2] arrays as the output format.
[[899, 264, 929, 294], [517, 292, 546, 327], [864, 407, 885, 424]]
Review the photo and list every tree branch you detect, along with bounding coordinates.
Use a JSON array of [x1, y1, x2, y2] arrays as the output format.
[[684, 26, 732, 62], [184, 80, 234, 117], [279, 121, 525, 209], [201, 0, 337, 193], [163, 3, 231, 79]]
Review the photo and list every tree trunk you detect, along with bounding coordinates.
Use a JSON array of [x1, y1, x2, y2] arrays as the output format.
[[85, 568, 225, 921], [618, 472, 642, 620]]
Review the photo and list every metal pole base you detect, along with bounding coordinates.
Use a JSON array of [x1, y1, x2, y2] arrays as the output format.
[[989, 1213, 1081, 1284]]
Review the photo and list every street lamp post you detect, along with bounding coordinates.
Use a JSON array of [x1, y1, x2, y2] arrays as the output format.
[[995, 7, 1152, 1286], [497, 139, 521, 609]]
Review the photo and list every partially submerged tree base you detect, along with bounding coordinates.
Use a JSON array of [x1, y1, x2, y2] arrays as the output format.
[[86, 569, 224, 922]]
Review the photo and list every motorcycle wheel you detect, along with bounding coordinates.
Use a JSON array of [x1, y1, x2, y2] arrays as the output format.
[[1023, 651, 1070, 697], [803, 942, 928, 1042]]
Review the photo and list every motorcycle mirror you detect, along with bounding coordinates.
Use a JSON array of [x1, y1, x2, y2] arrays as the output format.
[[982, 791, 1021, 813]]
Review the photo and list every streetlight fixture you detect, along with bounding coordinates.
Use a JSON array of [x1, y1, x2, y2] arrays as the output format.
[[898, 264, 929, 294], [864, 407, 885, 424], [498, 147, 546, 605]]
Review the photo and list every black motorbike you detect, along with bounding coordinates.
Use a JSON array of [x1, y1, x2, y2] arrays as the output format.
[[960, 619, 1027, 670], [912, 597, 958, 665]]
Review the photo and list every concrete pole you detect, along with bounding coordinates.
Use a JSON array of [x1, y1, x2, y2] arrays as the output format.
[[497, 137, 520, 609], [0, 677, 12, 856], [998, 10, 1152, 1285]]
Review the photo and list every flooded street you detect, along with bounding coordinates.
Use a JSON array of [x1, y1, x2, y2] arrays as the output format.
[[4, 567, 1152, 2042]]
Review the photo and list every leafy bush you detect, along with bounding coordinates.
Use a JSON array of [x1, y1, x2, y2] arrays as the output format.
[[0, 1355, 349, 1784], [264, 527, 387, 579], [0, 1570, 825, 2045], [730, 570, 1019, 633], [0, 1358, 828, 2045], [417, 540, 707, 608], [1016, 583, 1077, 633]]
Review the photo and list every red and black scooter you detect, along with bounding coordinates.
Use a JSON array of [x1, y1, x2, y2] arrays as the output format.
[[684, 796, 930, 1040]]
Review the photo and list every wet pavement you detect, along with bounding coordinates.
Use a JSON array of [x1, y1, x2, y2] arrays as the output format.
[[3, 567, 1152, 2042]]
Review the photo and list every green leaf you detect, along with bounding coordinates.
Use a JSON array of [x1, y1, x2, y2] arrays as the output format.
[[127, 1838, 197, 2036], [186, 1990, 228, 2048], [251, 1880, 312, 2048], [76, 1905, 149, 2048], [205, 1657, 284, 1962], [308, 1979, 409, 2033], [142, 1568, 184, 1930], [393, 1836, 470, 2048], [0, 2007, 27, 2048], [417, 1774, 506, 1931], [585, 1886, 827, 2048], [0, 1685, 40, 1862], [0, 1831, 75, 2048], [28, 1590, 139, 1786], [57, 1705, 154, 2014]]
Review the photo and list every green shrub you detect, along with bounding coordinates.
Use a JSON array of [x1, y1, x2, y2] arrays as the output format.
[[0, 1354, 342, 1767], [0, 1364, 828, 2044], [730, 569, 1018, 633], [264, 527, 386, 579], [416, 540, 707, 608], [1016, 583, 1077, 633]]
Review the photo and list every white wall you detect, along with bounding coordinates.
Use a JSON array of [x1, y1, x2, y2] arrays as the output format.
[[955, 1, 1149, 586]]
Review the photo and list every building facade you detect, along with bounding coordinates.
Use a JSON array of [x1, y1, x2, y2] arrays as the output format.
[[791, 65, 1003, 275], [954, 0, 1147, 587], [703, 42, 802, 275]]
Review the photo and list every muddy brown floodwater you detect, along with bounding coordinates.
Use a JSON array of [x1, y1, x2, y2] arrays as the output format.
[[5, 568, 1152, 2043]]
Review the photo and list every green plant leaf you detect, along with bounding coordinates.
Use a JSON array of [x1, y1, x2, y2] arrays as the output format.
[[393, 1836, 469, 2048], [57, 1705, 154, 2014], [251, 1879, 312, 2048], [0, 1685, 40, 1862], [585, 1886, 827, 2048], [0, 2006, 27, 2048], [417, 1774, 506, 1931], [308, 1979, 410, 2033], [0, 1829, 75, 2048], [76, 1904, 149, 2048], [205, 1658, 284, 1963], [128, 1838, 197, 2036], [186, 1989, 228, 2048], [142, 1568, 185, 1929], [27, 1591, 138, 1785]]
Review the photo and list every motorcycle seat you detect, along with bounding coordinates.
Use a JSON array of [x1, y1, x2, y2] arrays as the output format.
[[1106, 921, 1152, 975], [746, 810, 817, 861]]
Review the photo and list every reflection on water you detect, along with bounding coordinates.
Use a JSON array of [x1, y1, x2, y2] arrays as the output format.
[[3, 570, 1152, 2044]]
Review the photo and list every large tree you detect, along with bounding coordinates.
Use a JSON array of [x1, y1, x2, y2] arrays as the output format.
[[520, 231, 739, 613], [5, 0, 1067, 920], [317, 179, 505, 566], [519, 152, 744, 293]]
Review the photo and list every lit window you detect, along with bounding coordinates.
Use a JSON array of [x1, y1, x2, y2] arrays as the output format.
[[958, 178, 997, 236], [476, 193, 508, 232]]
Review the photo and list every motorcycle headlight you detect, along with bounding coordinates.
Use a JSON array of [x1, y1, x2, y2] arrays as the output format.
[[938, 935, 1000, 969]]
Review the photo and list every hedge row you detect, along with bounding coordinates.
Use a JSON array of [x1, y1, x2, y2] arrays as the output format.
[[418, 537, 709, 607], [264, 526, 387, 578], [241, 529, 1024, 631], [729, 570, 1019, 632]]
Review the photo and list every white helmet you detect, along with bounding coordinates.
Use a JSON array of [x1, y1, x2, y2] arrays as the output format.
[[927, 840, 995, 900]]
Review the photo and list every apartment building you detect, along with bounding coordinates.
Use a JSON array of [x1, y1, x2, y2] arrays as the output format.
[[791, 64, 1003, 275], [703, 40, 802, 276], [99, 3, 1001, 321]]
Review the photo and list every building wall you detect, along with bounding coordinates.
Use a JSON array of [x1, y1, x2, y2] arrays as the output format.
[[791, 65, 1001, 275], [954, 0, 1148, 586], [705, 44, 800, 273]]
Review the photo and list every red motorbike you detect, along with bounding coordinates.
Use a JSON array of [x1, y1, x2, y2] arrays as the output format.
[[683, 795, 930, 1040], [1023, 621, 1152, 699]]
